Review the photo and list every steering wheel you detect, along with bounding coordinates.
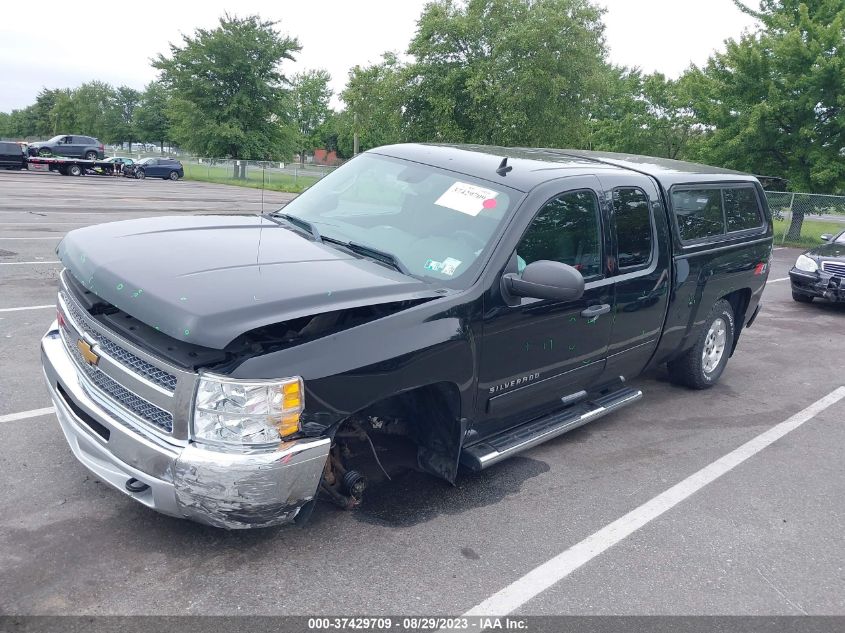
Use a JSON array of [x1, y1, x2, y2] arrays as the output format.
[[453, 230, 486, 251]]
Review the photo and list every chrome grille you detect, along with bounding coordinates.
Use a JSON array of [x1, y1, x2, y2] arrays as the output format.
[[66, 331, 174, 433], [62, 296, 178, 391], [821, 261, 845, 277]]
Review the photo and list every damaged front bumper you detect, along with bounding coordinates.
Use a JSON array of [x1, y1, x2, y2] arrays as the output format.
[[789, 268, 845, 301], [41, 323, 330, 529]]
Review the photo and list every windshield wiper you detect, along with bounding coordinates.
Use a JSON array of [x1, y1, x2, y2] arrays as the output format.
[[322, 236, 410, 275], [265, 212, 321, 241]]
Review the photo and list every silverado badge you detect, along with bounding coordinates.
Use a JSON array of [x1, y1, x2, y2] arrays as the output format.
[[76, 339, 100, 366]]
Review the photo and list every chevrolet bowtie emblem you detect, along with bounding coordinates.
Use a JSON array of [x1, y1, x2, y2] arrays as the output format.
[[76, 339, 100, 366]]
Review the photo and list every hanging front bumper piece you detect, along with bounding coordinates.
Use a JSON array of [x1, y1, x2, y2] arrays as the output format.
[[789, 268, 845, 302], [40, 322, 330, 529]]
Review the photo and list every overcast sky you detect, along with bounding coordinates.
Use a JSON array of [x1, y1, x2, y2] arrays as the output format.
[[0, 0, 759, 113]]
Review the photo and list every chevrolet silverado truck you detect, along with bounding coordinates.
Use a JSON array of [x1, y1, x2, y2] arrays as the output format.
[[41, 144, 773, 529]]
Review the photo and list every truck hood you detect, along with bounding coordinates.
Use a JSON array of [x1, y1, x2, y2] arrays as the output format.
[[58, 215, 441, 349]]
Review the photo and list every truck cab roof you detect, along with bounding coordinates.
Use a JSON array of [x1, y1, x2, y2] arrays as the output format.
[[370, 143, 757, 192]]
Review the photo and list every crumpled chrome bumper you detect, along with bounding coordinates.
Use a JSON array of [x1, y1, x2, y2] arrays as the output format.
[[789, 268, 845, 301], [41, 322, 330, 529]]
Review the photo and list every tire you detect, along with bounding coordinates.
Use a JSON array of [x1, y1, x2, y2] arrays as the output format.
[[168, 170, 180, 181], [135, 169, 145, 180], [38, 148, 52, 157], [792, 291, 813, 303], [84, 151, 97, 161], [668, 299, 735, 390], [67, 164, 83, 177]]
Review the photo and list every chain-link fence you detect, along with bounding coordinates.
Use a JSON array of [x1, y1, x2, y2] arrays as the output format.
[[765, 191, 845, 246]]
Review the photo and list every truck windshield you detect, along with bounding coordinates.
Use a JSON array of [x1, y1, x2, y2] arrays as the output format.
[[277, 153, 518, 283]]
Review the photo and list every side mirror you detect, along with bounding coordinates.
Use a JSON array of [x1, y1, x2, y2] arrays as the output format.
[[820, 233, 833, 242], [502, 260, 585, 302]]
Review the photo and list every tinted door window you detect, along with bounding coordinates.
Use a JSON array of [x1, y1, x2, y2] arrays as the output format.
[[671, 188, 724, 241], [517, 190, 602, 278], [724, 187, 762, 232], [613, 188, 653, 269]]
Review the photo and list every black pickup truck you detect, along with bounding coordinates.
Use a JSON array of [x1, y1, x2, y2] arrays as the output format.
[[41, 144, 772, 528]]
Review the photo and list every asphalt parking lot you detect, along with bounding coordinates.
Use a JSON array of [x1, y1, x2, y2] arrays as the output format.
[[1, 169, 844, 616]]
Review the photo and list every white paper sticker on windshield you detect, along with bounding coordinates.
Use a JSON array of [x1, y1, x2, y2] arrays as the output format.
[[435, 181, 499, 216], [424, 257, 462, 276], [440, 257, 462, 276]]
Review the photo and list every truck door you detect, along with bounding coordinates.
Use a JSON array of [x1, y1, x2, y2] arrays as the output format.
[[476, 178, 615, 439], [598, 173, 672, 382]]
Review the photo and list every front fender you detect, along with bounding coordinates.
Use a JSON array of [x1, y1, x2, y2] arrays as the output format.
[[228, 297, 480, 434]]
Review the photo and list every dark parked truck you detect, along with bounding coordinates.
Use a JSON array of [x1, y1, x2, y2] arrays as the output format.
[[40, 144, 773, 529]]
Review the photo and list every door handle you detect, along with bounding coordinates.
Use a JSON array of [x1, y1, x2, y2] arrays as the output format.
[[580, 304, 611, 319]]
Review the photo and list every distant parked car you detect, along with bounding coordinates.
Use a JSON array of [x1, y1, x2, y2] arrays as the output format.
[[0, 141, 27, 169], [28, 135, 105, 160], [124, 157, 183, 180]]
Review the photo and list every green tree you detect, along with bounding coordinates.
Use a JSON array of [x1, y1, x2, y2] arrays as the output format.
[[50, 89, 77, 135], [340, 52, 407, 155], [290, 69, 333, 165], [684, 0, 845, 237], [591, 70, 697, 159], [135, 81, 172, 152], [112, 86, 142, 149], [6, 107, 38, 138], [69, 81, 120, 141], [404, 0, 608, 147], [153, 13, 301, 177]]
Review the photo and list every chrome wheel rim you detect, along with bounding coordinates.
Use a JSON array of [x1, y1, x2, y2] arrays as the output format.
[[702, 317, 727, 375]]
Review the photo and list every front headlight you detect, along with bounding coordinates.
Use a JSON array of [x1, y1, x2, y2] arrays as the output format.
[[795, 254, 819, 273], [192, 373, 303, 449]]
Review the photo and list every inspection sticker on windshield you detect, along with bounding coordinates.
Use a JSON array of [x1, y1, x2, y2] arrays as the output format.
[[424, 257, 462, 276], [435, 181, 499, 216]]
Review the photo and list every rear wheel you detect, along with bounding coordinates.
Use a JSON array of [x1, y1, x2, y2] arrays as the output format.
[[135, 169, 145, 180], [792, 291, 813, 303], [668, 299, 735, 389], [168, 170, 180, 181], [84, 151, 97, 161], [67, 163, 83, 177], [38, 148, 52, 157]]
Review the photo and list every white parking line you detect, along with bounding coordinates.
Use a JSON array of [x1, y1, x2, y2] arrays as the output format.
[[0, 305, 54, 313], [0, 261, 61, 265], [465, 386, 845, 616], [767, 277, 789, 283], [0, 407, 55, 424]]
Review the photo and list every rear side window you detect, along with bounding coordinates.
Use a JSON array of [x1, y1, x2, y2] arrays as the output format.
[[612, 188, 653, 269], [724, 187, 762, 231], [517, 190, 602, 278], [672, 185, 764, 243], [672, 188, 723, 241]]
